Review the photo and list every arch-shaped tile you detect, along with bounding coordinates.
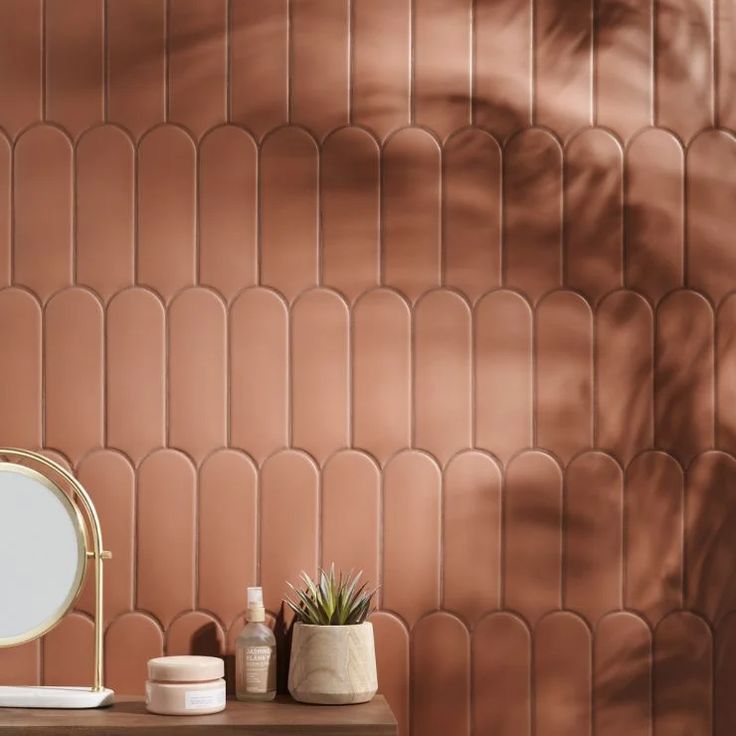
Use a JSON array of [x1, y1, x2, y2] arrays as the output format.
[[0, 288, 41, 447], [443, 451, 501, 624], [14, 125, 72, 301], [169, 288, 227, 463], [414, 290, 471, 464], [106, 612, 163, 695], [370, 611, 409, 736], [654, 611, 712, 734], [504, 451, 562, 624], [536, 291, 593, 462], [596, 291, 654, 464], [655, 290, 714, 464], [625, 451, 684, 623], [321, 127, 380, 301], [76, 450, 134, 620], [260, 450, 318, 614], [503, 129, 563, 302], [167, 611, 225, 657], [199, 126, 256, 300], [383, 128, 441, 302], [473, 613, 531, 736], [76, 125, 134, 300], [687, 130, 736, 303], [107, 288, 165, 464], [352, 288, 411, 464], [137, 450, 196, 626], [594, 612, 652, 736], [43, 612, 94, 686], [0, 640, 39, 686], [535, 612, 592, 736], [199, 450, 257, 625], [0, 135, 8, 285], [443, 129, 501, 300], [45, 288, 103, 462], [260, 127, 318, 301], [474, 290, 532, 462], [291, 289, 349, 463], [625, 129, 684, 302], [718, 5, 736, 130], [718, 294, 736, 453], [167, 0, 227, 138], [383, 451, 440, 625], [412, 613, 470, 736], [230, 287, 288, 463], [322, 450, 380, 588], [564, 129, 623, 303], [44, 0, 103, 138], [565, 451, 623, 625], [716, 612, 736, 733], [36, 448, 72, 473], [137, 125, 196, 301]]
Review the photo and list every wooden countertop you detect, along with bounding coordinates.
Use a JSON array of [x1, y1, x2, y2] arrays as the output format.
[[0, 695, 398, 735]]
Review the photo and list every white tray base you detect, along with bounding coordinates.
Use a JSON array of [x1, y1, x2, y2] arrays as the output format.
[[0, 685, 115, 708]]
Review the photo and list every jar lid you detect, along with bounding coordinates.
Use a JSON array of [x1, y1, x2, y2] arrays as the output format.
[[147, 655, 224, 682]]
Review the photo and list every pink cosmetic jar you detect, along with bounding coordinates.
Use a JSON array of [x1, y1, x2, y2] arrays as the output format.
[[145, 656, 226, 715]]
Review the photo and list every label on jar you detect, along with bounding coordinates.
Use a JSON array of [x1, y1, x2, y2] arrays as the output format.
[[237, 645, 276, 694], [184, 686, 226, 710]]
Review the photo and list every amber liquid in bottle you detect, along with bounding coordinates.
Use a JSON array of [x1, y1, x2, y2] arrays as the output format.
[[235, 587, 277, 701]]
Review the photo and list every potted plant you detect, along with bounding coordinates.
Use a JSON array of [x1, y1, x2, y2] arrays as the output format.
[[285, 566, 378, 705]]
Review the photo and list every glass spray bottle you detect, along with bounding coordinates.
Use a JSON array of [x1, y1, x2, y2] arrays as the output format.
[[235, 587, 277, 701]]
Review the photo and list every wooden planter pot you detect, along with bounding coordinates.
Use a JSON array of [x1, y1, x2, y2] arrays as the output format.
[[288, 622, 378, 705]]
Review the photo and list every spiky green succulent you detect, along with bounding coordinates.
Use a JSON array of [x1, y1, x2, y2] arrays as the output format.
[[285, 565, 376, 625]]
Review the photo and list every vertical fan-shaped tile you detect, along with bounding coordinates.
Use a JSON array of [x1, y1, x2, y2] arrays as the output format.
[[536, 291, 593, 462], [199, 126, 257, 301], [718, 294, 736, 452], [44, 0, 103, 137], [76, 125, 135, 300], [716, 612, 736, 733], [137, 450, 196, 626], [596, 291, 654, 464], [655, 0, 712, 141], [412, 613, 470, 736], [414, 0, 471, 138], [14, 126, 72, 301], [260, 127, 318, 301], [535, 612, 592, 736], [107, 288, 166, 464], [37, 448, 72, 473], [137, 125, 196, 301], [535, 0, 592, 138], [352, 288, 411, 464], [199, 450, 257, 625], [414, 290, 472, 464], [474, 0, 531, 139], [291, 288, 349, 463], [43, 612, 94, 686], [596, 0, 652, 139], [474, 290, 532, 463], [0, 135, 8, 285], [0, 640, 38, 685], [443, 451, 501, 624], [503, 129, 563, 302], [687, 130, 736, 303], [718, 2, 736, 130], [230, 288, 288, 464], [594, 612, 652, 736], [444, 129, 501, 299], [0, 288, 41, 447], [655, 291, 714, 464], [169, 288, 227, 463], [260, 450, 319, 614], [564, 129, 623, 302], [383, 451, 441, 625], [322, 450, 380, 587], [352, 0, 410, 139], [625, 130, 684, 302], [383, 128, 441, 301], [229, 0, 288, 138], [106, 612, 163, 695], [45, 288, 103, 462], [76, 450, 134, 620], [322, 127, 380, 301], [654, 612, 712, 734], [0, 0, 42, 137], [504, 451, 562, 624], [370, 611, 409, 736], [107, 0, 165, 139], [625, 451, 684, 623], [167, 611, 225, 657], [565, 451, 623, 625]]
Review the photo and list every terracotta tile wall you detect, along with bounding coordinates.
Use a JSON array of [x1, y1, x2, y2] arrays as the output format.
[[0, 0, 735, 733]]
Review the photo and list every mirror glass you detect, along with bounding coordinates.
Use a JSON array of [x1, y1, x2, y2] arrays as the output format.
[[0, 463, 86, 647]]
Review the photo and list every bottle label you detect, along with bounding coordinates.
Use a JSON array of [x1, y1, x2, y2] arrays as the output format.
[[237, 645, 276, 694], [184, 685, 225, 710]]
